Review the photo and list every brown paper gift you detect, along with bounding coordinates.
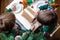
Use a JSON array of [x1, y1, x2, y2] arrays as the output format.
[[22, 7, 38, 23], [21, 7, 41, 30]]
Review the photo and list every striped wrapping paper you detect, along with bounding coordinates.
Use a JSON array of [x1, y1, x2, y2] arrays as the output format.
[[21, 7, 39, 30], [15, 7, 40, 30]]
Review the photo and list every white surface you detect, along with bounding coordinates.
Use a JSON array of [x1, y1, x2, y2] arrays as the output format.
[[6, 0, 24, 13]]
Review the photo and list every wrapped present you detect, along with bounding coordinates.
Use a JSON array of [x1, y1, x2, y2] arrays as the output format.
[[21, 7, 39, 30], [15, 7, 40, 30], [22, 7, 37, 23]]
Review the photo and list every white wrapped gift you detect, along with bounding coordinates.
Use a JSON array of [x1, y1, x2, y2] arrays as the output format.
[[14, 7, 40, 30]]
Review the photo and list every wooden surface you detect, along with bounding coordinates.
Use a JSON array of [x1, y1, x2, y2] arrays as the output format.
[[52, 0, 60, 40], [0, 0, 13, 14], [56, 0, 60, 24]]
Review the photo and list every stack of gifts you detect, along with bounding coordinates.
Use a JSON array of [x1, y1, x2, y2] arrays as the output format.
[[15, 6, 40, 30]]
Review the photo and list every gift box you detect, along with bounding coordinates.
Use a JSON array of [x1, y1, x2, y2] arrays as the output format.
[[15, 7, 39, 30], [22, 7, 38, 23], [21, 7, 41, 30]]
